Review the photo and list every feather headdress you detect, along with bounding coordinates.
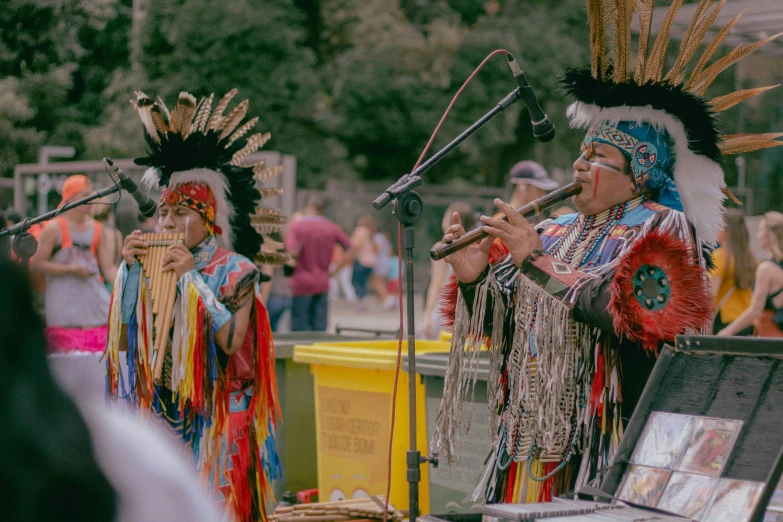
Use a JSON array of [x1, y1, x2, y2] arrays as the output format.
[[131, 89, 289, 266], [566, 0, 782, 245]]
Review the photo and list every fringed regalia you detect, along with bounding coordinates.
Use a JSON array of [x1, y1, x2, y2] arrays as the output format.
[[107, 236, 280, 520], [437, 203, 710, 504], [433, 0, 782, 507], [106, 88, 289, 522]]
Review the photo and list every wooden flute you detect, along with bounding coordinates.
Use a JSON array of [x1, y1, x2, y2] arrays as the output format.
[[429, 181, 583, 261]]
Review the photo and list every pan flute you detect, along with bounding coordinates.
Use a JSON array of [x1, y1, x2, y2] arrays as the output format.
[[137, 233, 185, 383]]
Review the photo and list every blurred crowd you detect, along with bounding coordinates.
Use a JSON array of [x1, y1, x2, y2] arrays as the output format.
[[4, 163, 783, 350], [262, 195, 400, 333], [710, 209, 783, 338]]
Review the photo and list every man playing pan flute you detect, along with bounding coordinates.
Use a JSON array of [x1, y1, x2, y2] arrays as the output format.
[[106, 88, 287, 522], [434, 0, 781, 506]]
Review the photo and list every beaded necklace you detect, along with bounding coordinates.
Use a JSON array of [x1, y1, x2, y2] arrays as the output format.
[[502, 196, 645, 470], [546, 196, 645, 268]]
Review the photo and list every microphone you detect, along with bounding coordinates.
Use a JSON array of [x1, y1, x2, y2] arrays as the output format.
[[507, 53, 555, 142], [104, 158, 158, 218]]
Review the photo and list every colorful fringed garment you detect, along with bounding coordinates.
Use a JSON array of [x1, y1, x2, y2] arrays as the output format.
[[433, 202, 712, 505], [432, 0, 783, 504], [106, 234, 280, 522]]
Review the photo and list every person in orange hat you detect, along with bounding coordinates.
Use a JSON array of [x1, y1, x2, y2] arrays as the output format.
[[31, 174, 118, 353]]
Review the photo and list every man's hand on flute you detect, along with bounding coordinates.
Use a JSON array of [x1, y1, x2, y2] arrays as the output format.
[[442, 212, 493, 284], [480, 198, 542, 268]]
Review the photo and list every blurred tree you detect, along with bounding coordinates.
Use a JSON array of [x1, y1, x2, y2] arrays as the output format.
[[3, 0, 778, 214], [436, 0, 590, 187], [0, 77, 45, 175], [319, 0, 589, 186], [0, 0, 131, 177], [134, 0, 350, 187], [319, 0, 465, 180]]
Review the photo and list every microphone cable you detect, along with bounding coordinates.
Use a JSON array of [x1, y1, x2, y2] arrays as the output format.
[[383, 48, 511, 522]]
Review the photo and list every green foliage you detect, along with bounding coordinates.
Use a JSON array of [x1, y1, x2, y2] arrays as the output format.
[[138, 0, 343, 185], [2, 0, 779, 215], [0, 77, 44, 174], [319, 0, 589, 185], [0, 0, 130, 174]]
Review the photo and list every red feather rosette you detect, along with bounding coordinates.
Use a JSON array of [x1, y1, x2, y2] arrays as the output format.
[[609, 230, 711, 353]]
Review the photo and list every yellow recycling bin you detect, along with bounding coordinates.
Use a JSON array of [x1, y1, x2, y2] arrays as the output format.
[[293, 340, 451, 514]]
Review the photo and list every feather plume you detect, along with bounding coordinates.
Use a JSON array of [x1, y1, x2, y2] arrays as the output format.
[[670, 0, 727, 85], [254, 165, 284, 182], [248, 161, 266, 172], [633, 0, 655, 83], [719, 137, 783, 155], [191, 94, 214, 133], [250, 208, 287, 234], [686, 10, 745, 89], [218, 99, 249, 140], [130, 87, 284, 263], [225, 117, 257, 147], [664, 0, 716, 83], [722, 187, 742, 205], [709, 85, 780, 112], [644, 0, 683, 82], [207, 88, 239, 131], [133, 91, 160, 144], [721, 132, 783, 142], [150, 104, 169, 136], [230, 132, 271, 166], [588, 0, 608, 78], [258, 187, 283, 199], [251, 207, 286, 220], [612, 0, 634, 83], [255, 251, 292, 266], [168, 92, 197, 136], [190, 95, 206, 121], [259, 237, 285, 252], [155, 96, 171, 121], [253, 223, 286, 236], [692, 32, 783, 95], [602, 0, 619, 73]]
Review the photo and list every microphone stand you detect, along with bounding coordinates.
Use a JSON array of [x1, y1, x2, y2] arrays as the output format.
[[373, 85, 525, 519], [0, 181, 123, 263]]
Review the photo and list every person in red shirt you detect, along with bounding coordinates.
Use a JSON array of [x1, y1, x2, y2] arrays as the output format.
[[285, 196, 351, 331]]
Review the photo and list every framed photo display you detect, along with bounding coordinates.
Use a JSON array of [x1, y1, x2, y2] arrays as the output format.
[[614, 412, 764, 521]]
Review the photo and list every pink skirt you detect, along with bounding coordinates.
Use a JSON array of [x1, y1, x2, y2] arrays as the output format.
[[45, 325, 108, 354]]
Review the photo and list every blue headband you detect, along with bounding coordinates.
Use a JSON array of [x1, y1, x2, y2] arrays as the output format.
[[582, 122, 682, 211]]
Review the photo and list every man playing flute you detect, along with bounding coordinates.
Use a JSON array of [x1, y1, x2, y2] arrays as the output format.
[[433, 0, 781, 504], [106, 89, 285, 522]]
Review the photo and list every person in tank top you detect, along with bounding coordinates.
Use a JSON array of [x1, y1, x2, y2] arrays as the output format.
[[31, 175, 118, 353], [718, 211, 783, 338]]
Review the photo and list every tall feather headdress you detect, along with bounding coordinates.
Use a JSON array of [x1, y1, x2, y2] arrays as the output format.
[[565, 0, 782, 245], [131, 89, 289, 266]]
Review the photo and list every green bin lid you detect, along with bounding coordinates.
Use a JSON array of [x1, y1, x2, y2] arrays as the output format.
[[403, 352, 491, 381], [293, 340, 451, 370]]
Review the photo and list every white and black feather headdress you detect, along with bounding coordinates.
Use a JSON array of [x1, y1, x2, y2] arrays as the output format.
[[131, 89, 289, 264], [564, 0, 782, 245]]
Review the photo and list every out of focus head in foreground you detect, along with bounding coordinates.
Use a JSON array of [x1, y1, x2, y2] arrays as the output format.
[[0, 260, 117, 522]]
